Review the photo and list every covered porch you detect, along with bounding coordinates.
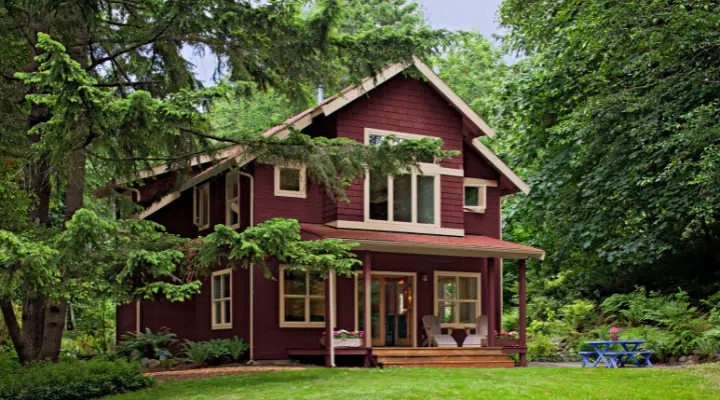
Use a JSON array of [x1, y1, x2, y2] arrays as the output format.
[[298, 224, 545, 368]]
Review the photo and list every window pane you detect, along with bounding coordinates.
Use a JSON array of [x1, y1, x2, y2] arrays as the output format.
[[201, 187, 209, 224], [393, 175, 412, 222], [283, 270, 306, 295], [368, 134, 384, 146], [309, 298, 325, 322], [214, 301, 221, 324], [212, 275, 221, 300], [309, 276, 325, 296], [224, 300, 231, 324], [437, 277, 456, 299], [458, 277, 477, 300], [438, 301, 455, 324], [279, 168, 301, 191], [459, 302, 477, 324], [465, 186, 479, 207], [416, 175, 435, 224], [284, 298, 305, 322], [231, 179, 240, 199], [369, 170, 389, 220], [222, 274, 231, 298], [229, 199, 240, 226]]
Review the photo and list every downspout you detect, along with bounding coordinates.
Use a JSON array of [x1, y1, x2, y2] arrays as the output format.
[[237, 171, 255, 360]]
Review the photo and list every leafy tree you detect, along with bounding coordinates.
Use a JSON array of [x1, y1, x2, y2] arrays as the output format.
[[496, 0, 720, 298], [0, 0, 452, 364]]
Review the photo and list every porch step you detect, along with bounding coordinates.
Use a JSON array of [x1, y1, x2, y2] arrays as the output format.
[[371, 347, 504, 357], [381, 360, 515, 368], [371, 347, 515, 368], [377, 355, 511, 363]]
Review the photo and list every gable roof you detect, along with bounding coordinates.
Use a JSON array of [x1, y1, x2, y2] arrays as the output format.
[[138, 57, 529, 219]]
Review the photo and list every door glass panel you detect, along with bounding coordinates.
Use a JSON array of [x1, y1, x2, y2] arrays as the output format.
[[458, 277, 477, 300], [371, 279, 381, 340], [439, 301, 455, 324], [284, 298, 305, 322], [393, 175, 412, 222], [369, 171, 389, 220], [416, 175, 435, 224], [309, 298, 325, 322], [437, 276, 456, 299], [459, 302, 476, 324]]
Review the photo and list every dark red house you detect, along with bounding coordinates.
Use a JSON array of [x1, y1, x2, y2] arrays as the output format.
[[116, 57, 544, 368]]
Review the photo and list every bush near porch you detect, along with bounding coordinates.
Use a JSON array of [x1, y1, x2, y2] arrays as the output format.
[[502, 287, 720, 364]]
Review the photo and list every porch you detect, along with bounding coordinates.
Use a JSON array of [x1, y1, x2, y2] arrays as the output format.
[[298, 224, 544, 368]]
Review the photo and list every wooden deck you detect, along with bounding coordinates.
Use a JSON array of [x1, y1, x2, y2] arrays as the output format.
[[371, 347, 516, 368]]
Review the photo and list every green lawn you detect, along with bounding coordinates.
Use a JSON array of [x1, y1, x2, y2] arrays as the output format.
[[108, 365, 720, 400]]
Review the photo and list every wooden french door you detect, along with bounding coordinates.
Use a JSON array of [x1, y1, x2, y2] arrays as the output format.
[[357, 273, 415, 347]]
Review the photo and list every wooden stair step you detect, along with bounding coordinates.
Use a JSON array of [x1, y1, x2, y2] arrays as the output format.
[[382, 361, 515, 368], [371, 348, 503, 357], [377, 355, 511, 363]]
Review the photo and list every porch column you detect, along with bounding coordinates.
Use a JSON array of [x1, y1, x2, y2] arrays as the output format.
[[363, 251, 372, 348], [487, 258, 496, 347], [518, 259, 528, 367], [325, 271, 335, 367]]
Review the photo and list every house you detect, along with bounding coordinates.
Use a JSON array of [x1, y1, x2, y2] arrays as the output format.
[[115, 57, 544, 368]]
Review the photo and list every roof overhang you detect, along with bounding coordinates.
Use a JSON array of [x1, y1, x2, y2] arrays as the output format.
[[301, 224, 545, 260], [471, 138, 531, 195]]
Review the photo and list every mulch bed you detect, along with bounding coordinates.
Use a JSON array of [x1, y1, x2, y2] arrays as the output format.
[[145, 364, 308, 382]]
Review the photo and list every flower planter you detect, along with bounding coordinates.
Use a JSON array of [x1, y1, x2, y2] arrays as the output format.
[[319, 337, 363, 348], [611, 335, 619, 341]]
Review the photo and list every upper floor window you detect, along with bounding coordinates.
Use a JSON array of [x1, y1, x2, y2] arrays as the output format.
[[193, 183, 210, 230], [226, 172, 241, 229], [274, 165, 307, 198], [368, 170, 439, 225], [463, 178, 497, 214], [434, 271, 481, 329], [279, 267, 332, 328], [211, 269, 232, 330]]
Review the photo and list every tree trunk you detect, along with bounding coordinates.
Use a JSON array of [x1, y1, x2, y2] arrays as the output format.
[[0, 298, 32, 363]]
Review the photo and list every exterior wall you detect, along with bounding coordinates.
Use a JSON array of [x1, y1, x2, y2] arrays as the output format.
[[253, 164, 326, 225], [463, 143, 502, 238], [120, 253, 502, 359], [334, 76, 465, 229]]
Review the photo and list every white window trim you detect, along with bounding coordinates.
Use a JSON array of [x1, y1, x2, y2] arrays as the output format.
[[211, 268, 232, 330], [278, 266, 336, 328], [193, 183, 211, 230], [433, 271, 482, 329], [225, 172, 241, 229], [463, 178, 497, 214], [364, 169, 442, 228], [274, 165, 307, 198]]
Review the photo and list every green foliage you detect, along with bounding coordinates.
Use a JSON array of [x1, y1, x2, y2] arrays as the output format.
[[0, 358, 152, 400], [527, 334, 559, 362], [560, 300, 595, 331], [180, 337, 249, 365], [496, 0, 720, 298], [118, 328, 177, 361]]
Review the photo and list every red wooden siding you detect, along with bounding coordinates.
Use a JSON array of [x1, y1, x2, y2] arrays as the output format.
[[253, 164, 326, 225], [334, 76, 465, 225], [463, 142, 502, 238]]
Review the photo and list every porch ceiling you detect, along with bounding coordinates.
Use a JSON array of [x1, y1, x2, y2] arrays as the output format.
[[300, 224, 545, 260]]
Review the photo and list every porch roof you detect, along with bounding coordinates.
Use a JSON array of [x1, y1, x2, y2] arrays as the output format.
[[300, 224, 545, 260]]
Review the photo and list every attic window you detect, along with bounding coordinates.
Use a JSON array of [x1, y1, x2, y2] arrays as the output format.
[[274, 165, 307, 198], [463, 178, 498, 214], [193, 183, 211, 230]]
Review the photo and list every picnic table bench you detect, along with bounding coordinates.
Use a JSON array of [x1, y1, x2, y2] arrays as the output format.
[[580, 340, 654, 368]]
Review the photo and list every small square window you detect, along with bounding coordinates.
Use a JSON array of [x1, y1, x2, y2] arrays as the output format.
[[274, 165, 306, 198], [193, 183, 211, 230], [464, 186, 480, 207], [463, 178, 493, 214]]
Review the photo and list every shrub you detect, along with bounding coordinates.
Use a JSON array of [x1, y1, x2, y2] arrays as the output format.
[[527, 334, 559, 362], [0, 358, 152, 400], [180, 337, 249, 365], [560, 300, 595, 331], [118, 327, 176, 360]]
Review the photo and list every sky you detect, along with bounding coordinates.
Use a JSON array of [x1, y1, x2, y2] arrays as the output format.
[[188, 0, 505, 84]]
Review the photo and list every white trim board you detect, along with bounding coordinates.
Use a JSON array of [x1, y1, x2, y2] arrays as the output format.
[[471, 138, 531, 195]]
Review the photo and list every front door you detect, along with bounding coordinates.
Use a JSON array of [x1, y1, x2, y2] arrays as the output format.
[[357, 273, 414, 347]]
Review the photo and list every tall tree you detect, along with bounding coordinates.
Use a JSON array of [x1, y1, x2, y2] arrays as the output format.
[[0, 0, 451, 364], [497, 0, 720, 297]]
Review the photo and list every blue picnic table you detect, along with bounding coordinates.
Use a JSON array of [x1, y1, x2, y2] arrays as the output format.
[[580, 340, 654, 368]]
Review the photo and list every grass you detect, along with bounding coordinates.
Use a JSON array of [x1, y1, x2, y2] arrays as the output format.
[[107, 365, 720, 400]]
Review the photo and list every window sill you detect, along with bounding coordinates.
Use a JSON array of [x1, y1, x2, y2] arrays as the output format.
[[212, 324, 232, 330], [327, 220, 464, 237], [279, 322, 326, 329], [463, 206, 486, 214], [274, 190, 307, 199]]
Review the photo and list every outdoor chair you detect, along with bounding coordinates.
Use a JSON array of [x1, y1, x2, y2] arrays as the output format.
[[421, 315, 458, 347], [462, 315, 489, 347]]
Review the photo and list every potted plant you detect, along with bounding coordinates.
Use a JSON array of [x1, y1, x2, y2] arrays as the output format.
[[610, 327, 619, 341], [320, 330, 364, 348], [494, 330, 520, 347]]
